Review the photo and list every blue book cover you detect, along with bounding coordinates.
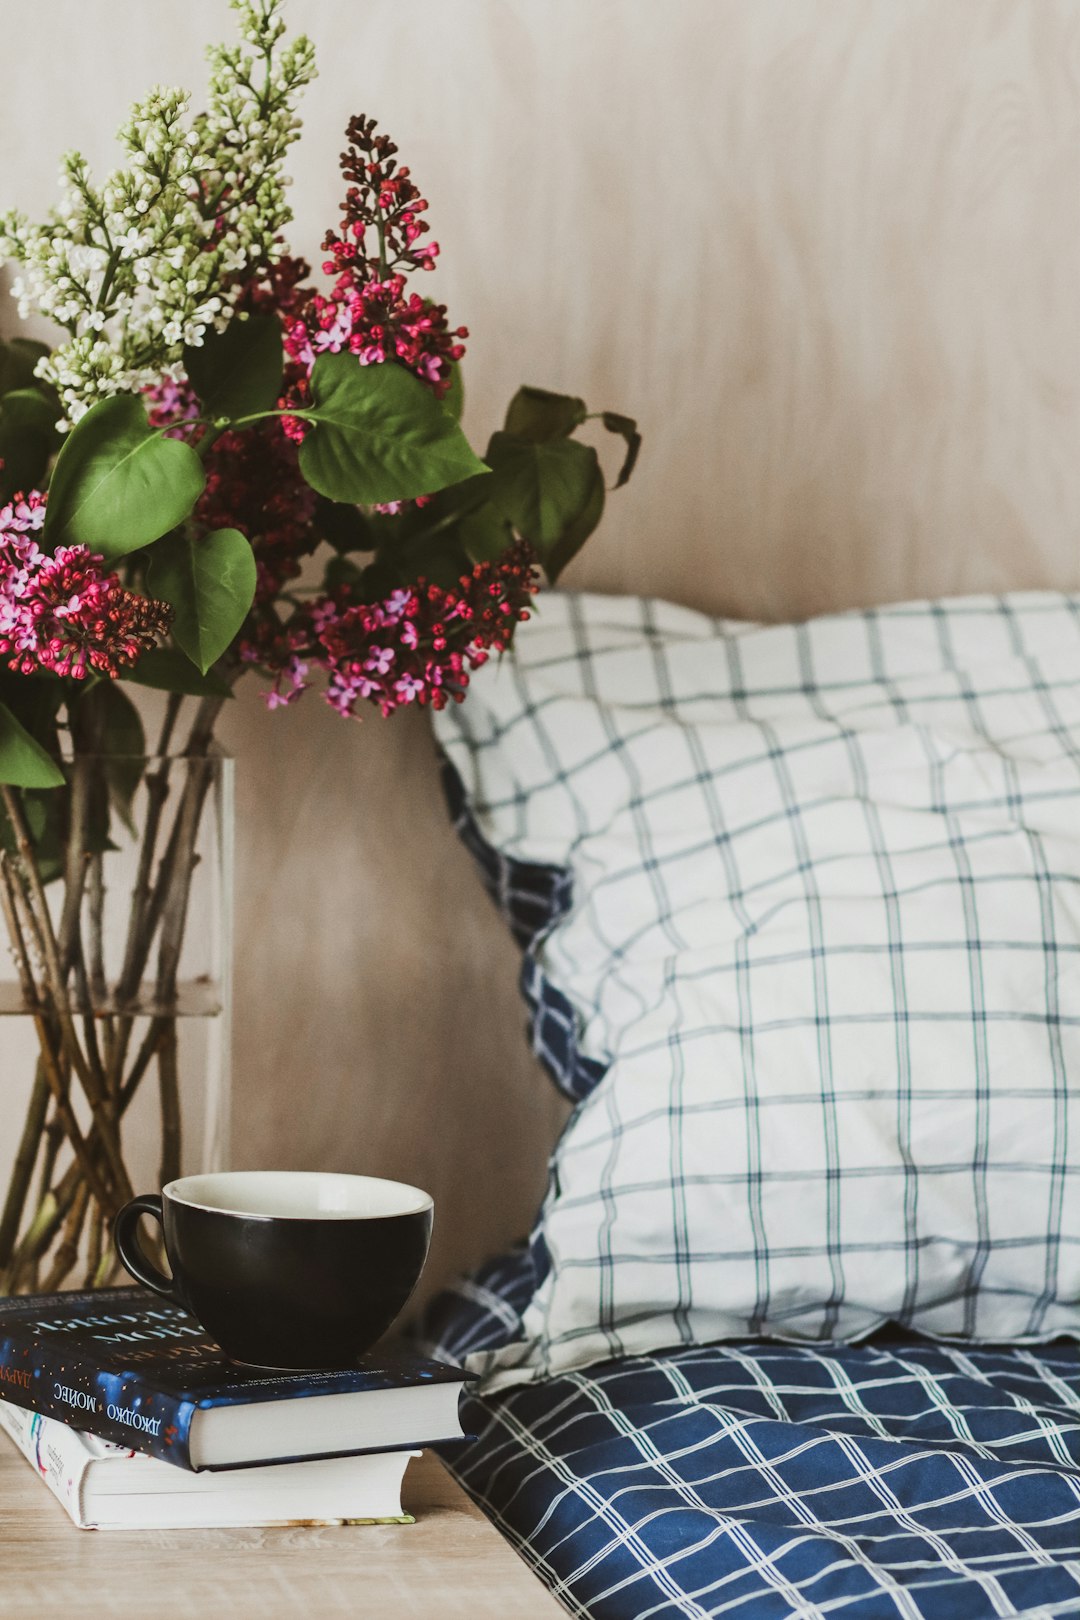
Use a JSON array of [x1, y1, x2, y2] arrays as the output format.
[[0, 1287, 468, 1472]]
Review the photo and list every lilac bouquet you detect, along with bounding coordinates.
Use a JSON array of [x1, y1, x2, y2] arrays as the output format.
[[0, 0, 638, 1291]]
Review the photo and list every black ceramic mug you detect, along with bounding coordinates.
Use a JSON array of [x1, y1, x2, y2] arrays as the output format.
[[113, 1170, 434, 1370]]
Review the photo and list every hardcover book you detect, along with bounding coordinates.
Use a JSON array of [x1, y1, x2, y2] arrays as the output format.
[[0, 1287, 468, 1472], [0, 1401, 419, 1530]]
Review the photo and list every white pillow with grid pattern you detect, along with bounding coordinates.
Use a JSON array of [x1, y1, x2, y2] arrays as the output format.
[[435, 591, 1080, 1390]]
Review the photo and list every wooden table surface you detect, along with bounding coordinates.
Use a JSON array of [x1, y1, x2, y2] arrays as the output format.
[[0, 1443, 562, 1619]]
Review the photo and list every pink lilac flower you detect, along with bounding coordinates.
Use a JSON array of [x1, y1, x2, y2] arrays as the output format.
[[394, 673, 425, 703], [372, 494, 432, 517], [145, 375, 203, 436], [246, 542, 538, 720], [0, 492, 170, 679], [261, 654, 310, 710], [364, 646, 394, 675]]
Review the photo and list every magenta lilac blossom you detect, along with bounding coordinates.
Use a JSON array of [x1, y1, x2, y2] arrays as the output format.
[[0, 493, 171, 680], [280, 114, 467, 426], [244, 542, 538, 719]]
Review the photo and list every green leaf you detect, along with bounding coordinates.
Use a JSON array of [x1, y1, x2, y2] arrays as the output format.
[[0, 676, 66, 847], [11, 338, 51, 367], [484, 432, 600, 547], [75, 680, 146, 834], [297, 355, 488, 506], [601, 411, 642, 488], [0, 787, 65, 883], [0, 388, 60, 502], [121, 646, 234, 698], [445, 362, 464, 422], [0, 388, 57, 438], [394, 471, 492, 538], [0, 339, 49, 398], [0, 666, 65, 754], [147, 527, 256, 674], [359, 530, 472, 597], [482, 432, 605, 583], [315, 496, 377, 555], [459, 503, 515, 565], [545, 462, 605, 583], [395, 534, 473, 591], [45, 394, 205, 557], [504, 386, 587, 443], [99, 687, 144, 829], [184, 315, 284, 421], [0, 701, 65, 788]]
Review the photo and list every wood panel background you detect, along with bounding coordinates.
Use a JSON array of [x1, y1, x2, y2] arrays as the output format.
[[1, 0, 1078, 1304]]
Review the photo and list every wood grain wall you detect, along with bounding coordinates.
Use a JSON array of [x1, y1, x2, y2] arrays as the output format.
[[1, 1, 1078, 1303]]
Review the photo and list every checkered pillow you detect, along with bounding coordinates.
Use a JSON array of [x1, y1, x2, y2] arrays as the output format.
[[434, 591, 1080, 1389]]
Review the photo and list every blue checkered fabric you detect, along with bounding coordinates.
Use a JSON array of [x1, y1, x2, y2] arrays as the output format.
[[434, 592, 1080, 1388], [422, 1261, 1080, 1620], [440, 753, 608, 1102]]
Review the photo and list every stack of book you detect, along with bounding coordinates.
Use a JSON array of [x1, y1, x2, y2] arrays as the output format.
[[0, 1287, 469, 1530]]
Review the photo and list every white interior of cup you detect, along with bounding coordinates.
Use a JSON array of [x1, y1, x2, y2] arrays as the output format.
[[164, 1170, 433, 1220]]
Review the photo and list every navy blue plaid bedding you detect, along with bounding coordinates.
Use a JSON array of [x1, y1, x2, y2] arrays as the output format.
[[423, 1256, 1080, 1619]]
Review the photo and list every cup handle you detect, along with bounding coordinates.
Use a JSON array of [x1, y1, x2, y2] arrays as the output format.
[[113, 1194, 182, 1303]]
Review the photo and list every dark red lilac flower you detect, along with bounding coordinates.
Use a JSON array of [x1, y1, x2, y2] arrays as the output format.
[[280, 115, 467, 413]]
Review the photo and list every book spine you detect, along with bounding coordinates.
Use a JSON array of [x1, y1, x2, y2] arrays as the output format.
[[0, 1399, 91, 1528], [0, 1332, 195, 1469]]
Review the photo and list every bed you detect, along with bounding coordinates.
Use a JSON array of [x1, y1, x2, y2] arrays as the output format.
[[421, 589, 1080, 1619], [424, 1251, 1080, 1620]]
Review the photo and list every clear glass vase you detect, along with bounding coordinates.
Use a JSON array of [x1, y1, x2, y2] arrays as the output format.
[[0, 750, 232, 1295]]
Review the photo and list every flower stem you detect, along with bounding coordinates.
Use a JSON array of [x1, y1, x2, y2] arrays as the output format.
[[115, 695, 183, 1009], [58, 757, 91, 976], [41, 1182, 90, 1294], [0, 687, 226, 1290], [119, 1016, 170, 1112], [0, 1060, 50, 1279], [0, 851, 122, 1217], [94, 247, 122, 317], [8, 1191, 60, 1293], [84, 1198, 104, 1289], [1, 787, 130, 1201], [157, 1025, 181, 1188], [87, 852, 108, 1006]]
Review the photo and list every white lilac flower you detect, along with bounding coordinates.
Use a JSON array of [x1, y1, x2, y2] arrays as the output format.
[[0, 0, 315, 423]]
